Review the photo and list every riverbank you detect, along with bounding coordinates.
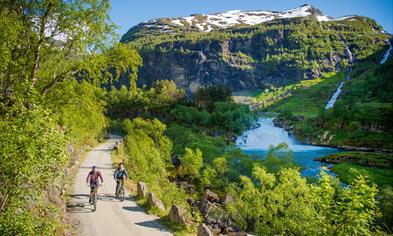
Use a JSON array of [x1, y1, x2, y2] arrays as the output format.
[[315, 151, 393, 188], [273, 117, 393, 153]]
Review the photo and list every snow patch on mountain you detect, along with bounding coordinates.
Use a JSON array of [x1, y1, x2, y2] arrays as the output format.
[[168, 5, 331, 32]]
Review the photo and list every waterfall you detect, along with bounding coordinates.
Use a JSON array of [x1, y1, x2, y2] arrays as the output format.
[[325, 82, 344, 109], [236, 118, 340, 178], [197, 51, 207, 78], [380, 40, 392, 64], [236, 118, 331, 151], [341, 39, 354, 64], [324, 38, 354, 109]]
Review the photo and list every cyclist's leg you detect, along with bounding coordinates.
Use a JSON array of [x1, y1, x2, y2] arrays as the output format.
[[115, 180, 119, 195], [89, 184, 94, 203], [120, 179, 124, 191]]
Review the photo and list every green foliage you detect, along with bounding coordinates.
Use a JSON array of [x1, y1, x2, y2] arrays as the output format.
[[0, 1, 142, 234], [195, 86, 232, 111], [120, 118, 188, 208], [44, 79, 108, 145], [0, 105, 68, 235], [263, 143, 297, 173], [0, 0, 124, 103], [268, 56, 393, 149], [227, 167, 380, 235], [165, 124, 226, 162], [178, 148, 203, 179], [332, 163, 393, 189], [379, 187, 393, 232], [252, 75, 330, 109], [169, 105, 211, 127], [210, 102, 254, 134]]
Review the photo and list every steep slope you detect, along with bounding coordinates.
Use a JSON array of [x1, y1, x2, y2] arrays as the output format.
[[268, 46, 393, 150], [120, 5, 389, 93]]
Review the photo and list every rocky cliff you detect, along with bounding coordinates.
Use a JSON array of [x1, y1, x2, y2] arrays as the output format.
[[120, 5, 390, 93]]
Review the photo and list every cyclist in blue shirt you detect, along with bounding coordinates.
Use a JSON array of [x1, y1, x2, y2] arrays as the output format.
[[114, 163, 128, 196]]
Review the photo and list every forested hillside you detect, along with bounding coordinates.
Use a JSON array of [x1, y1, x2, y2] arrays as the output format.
[[119, 5, 389, 93]]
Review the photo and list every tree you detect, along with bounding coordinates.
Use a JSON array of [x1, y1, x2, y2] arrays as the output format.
[[178, 148, 203, 179], [0, 0, 141, 104]]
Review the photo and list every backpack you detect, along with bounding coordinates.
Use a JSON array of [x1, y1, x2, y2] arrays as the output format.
[[115, 170, 125, 179]]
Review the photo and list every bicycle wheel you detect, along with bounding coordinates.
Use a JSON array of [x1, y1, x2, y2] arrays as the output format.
[[93, 193, 97, 211], [120, 187, 125, 202]]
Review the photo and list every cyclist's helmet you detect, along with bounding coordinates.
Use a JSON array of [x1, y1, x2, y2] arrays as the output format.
[[92, 164, 97, 169]]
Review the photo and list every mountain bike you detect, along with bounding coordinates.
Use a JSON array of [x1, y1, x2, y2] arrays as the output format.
[[115, 179, 125, 201], [89, 183, 101, 211]]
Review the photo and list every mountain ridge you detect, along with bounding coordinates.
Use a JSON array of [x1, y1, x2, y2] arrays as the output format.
[[119, 5, 390, 94], [120, 4, 384, 42]]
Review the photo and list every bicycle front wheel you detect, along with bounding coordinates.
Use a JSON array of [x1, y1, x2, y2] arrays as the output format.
[[93, 194, 97, 211], [120, 188, 125, 201]]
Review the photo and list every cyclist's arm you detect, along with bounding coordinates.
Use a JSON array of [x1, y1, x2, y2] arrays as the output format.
[[124, 170, 129, 179], [113, 170, 118, 180], [86, 173, 91, 184], [98, 171, 104, 183]]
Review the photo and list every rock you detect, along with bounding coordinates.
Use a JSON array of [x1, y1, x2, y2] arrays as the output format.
[[211, 227, 221, 235], [200, 199, 218, 217], [168, 205, 189, 226], [187, 198, 199, 207], [204, 205, 241, 234], [221, 193, 234, 205], [227, 232, 246, 236], [179, 181, 195, 194], [202, 189, 219, 203], [137, 182, 147, 198], [171, 154, 181, 168], [197, 223, 214, 236], [147, 192, 165, 211]]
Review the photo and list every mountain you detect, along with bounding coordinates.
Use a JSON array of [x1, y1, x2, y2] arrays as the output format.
[[120, 5, 390, 93]]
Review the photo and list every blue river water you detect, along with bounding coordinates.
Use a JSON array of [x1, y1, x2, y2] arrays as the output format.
[[236, 118, 342, 177]]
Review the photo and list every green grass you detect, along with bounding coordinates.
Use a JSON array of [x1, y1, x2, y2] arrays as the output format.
[[331, 130, 393, 149], [318, 151, 393, 168], [267, 71, 345, 118], [251, 76, 327, 109], [332, 163, 393, 189]]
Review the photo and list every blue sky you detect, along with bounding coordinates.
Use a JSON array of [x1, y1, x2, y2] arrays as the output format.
[[109, 0, 393, 36]]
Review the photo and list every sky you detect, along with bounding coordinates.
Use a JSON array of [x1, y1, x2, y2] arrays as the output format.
[[109, 0, 393, 37]]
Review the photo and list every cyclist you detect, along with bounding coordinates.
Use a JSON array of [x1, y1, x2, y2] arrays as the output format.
[[86, 164, 104, 203], [114, 163, 128, 196]]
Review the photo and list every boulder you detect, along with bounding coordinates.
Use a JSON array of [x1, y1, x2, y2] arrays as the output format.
[[179, 181, 195, 194], [202, 189, 219, 203], [137, 182, 147, 198], [204, 206, 242, 234], [168, 205, 189, 226], [197, 223, 214, 236], [221, 193, 234, 205], [187, 198, 199, 207], [147, 192, 165, 211], [200, 199, 218, 217]]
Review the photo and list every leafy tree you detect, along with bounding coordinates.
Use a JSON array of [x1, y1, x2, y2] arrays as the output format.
[[0, 105, 68, 235], [195, 86, 232, 110], [178, 148, 203, 179]]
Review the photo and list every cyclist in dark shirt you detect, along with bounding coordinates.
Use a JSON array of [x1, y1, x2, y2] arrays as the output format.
[[114, 163, 128, 196]]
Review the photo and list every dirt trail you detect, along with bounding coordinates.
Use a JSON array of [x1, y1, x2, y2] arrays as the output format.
[[68, 136, 172, 236]]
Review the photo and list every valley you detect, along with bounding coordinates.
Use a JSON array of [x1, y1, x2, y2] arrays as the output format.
[[1, 1, 392, 236]]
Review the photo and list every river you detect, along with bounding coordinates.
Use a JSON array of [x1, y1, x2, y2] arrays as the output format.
[[236, 118, 341, 177]]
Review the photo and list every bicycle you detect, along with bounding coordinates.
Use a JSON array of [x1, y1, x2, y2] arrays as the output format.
[[89, 183, 101, 211], [115, 179, 125, 201]]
